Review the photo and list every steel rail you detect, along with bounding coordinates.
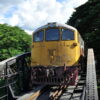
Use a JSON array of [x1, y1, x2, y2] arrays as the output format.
[[25, 85, 47, 100], [58, 75, 84, 100], [50, 85, 67, 100]]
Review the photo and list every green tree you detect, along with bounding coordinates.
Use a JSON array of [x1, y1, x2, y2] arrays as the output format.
[[0, 24, 31, 61], [67, 1, 100, 66]]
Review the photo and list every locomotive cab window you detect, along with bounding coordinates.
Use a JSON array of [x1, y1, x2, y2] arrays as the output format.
[[46, 28, 60, 41], [33, 30, 44, 42], [62, 29, 74, 40]]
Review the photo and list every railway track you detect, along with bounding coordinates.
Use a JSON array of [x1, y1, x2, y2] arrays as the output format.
[[21, 73, 85, 100], [19, 49, 98, 100], [0, 49, 98, 100], [59, 74, 86, 100]]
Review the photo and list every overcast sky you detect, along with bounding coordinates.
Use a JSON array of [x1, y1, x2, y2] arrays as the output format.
[[0, 0, 88, 34]]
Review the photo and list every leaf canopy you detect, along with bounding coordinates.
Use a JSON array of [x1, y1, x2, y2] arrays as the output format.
[[67, 0, 100, 67], [0, 24, 31, 61]]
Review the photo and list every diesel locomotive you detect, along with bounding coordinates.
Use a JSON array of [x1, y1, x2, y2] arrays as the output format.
[[31, 22, 84, 85]]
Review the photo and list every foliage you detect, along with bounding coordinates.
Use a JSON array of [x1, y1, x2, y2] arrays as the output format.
[[67, 1, 100, 67], [0, 24, 31, 61]]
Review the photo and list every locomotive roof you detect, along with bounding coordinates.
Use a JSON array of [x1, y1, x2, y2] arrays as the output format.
[[34, 22, 77, 33]]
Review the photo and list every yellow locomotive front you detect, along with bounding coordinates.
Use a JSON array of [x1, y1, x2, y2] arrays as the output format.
[[31, 22, 84, 85]]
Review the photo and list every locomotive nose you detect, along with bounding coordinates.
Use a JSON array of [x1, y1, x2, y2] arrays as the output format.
[[48, 49, 56, 64]]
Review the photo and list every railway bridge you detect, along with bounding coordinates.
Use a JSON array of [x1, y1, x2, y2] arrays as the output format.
[[0, 49, 98, 100]]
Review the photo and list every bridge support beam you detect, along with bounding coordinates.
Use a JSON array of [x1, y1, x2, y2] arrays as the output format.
[[86, 49, 98, 100]]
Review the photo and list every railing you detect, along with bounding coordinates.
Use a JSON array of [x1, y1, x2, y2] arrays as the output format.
[[0, 52, 31, 100], [81, 49, 98, 100]]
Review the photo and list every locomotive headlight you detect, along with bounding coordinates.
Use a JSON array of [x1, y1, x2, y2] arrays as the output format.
[[73, 43, 77, 46]]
